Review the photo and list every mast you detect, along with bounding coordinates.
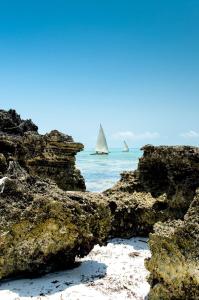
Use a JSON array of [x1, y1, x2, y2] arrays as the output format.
[[123, 140, 129, 152], [95, 124, 109, 154]]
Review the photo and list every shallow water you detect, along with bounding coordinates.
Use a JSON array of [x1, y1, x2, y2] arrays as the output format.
[[76, 148, 142, 192]]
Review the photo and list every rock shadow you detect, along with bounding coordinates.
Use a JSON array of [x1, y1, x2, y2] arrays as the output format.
[[0, 260, 107, 298]]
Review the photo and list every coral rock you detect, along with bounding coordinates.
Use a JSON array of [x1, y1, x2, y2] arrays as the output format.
[[146, 190, 199, 299], [105, 145, 199, 238], [0, 173, 111, 279], [0, 109, 111, 279], [0, 110, 85, 191], [0, 109, 38, 135]]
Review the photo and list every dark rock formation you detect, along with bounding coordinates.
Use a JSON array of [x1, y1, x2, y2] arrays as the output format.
[[106, 190, 171, 238], [139, 146, 199, 299], [0, 109, 38, 135], [105, 145, 199, 298], [1, 109, 198, 293], [138, 145, 199, 213], [0, 166, 111, 279], [23, 130, 85, 191], [0, 109, 111, 280], [146, 190, 199, 299], [0, 109, 85, 191], [105, 145, 199, 238]]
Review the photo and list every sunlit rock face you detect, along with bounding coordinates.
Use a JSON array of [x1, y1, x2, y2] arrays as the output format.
[[105, 145, 199, 238], [0, 109, 85, 191], [1, 109, 198, 296], [0, 167, 111, 279], [105, 145, 199, 298], [0, 109, 110, 279], [146, 190, 199, 299], [23, 130, 85, 191]]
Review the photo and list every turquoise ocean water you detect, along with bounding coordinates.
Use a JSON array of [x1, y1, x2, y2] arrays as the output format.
[[76, 148, 142, 192]]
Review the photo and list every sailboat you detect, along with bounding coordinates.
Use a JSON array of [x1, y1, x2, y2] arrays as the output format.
[[122, 140, 129, 152], [91, 124, 109, 155]]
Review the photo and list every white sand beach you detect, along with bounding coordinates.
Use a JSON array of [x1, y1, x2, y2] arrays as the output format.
[[0, 237, 150, 300]]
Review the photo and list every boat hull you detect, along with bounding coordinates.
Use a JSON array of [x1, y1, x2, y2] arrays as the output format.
[[90, 152, 109, 155]]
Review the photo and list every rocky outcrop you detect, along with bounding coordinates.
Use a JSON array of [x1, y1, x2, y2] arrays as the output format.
[[0, 109, 85, 191], [138, 145, 199, 213], [1, 109, 199, 292], [0, 109, 112, 279], [105, 145, 199, 238], [0, 158, 111, 278], [139, 146, 199, 299], [146, 190, 199, 299], [106, 190, 172, 238], [0, 109, 38, 135], [0, 161, 111, 279], [105, 145, 199, 298], [23, 130, 85, 191]]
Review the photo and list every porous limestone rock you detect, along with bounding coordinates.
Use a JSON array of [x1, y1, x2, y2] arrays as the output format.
[[1, 110, 199, 292], [0, 109, 111, 279], [0, 109, 85, 191], [146, 190, 199, 299], [138, 145, 199, 214], [106, 190, 171, 238], [0, 166, 111, 279], [0, 109, 38, 135], [105, 145, 199, 238], [23, 130, 85, 191]]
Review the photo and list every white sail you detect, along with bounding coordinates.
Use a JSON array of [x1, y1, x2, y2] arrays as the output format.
[[95, 124, 109, 154], [123, 140, 129, 152]]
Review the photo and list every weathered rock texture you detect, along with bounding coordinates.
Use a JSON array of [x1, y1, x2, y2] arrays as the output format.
[[0, 109, 110, 279], [1, 109, 199, 295], [138, 145, 199, 213], [146, 190, 199, 299], [0, 109, 38, 135], [0, 168, 110, 279], [105, 145, 199, 298], [105, 145, 199, 238], [0, 109, 85, 191]]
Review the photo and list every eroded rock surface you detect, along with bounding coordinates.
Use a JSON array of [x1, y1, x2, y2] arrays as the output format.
[[0, 109, 38, 135], [105, 145, 199, 238], [105, 145, 199, 298], [146, 190, 199, 299], [0, 109, 107, 279], [0, 169, 110, 279], [0, 109, 85, 191], [1, 110, 199, 296], [138, 145, 199, 213]]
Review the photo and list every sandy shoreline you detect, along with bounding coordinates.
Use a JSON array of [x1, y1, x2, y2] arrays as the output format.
[[0, 237, 150, 300]]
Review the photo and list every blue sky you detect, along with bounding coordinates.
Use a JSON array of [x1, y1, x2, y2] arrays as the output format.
[[0, 0, 198, 148]]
